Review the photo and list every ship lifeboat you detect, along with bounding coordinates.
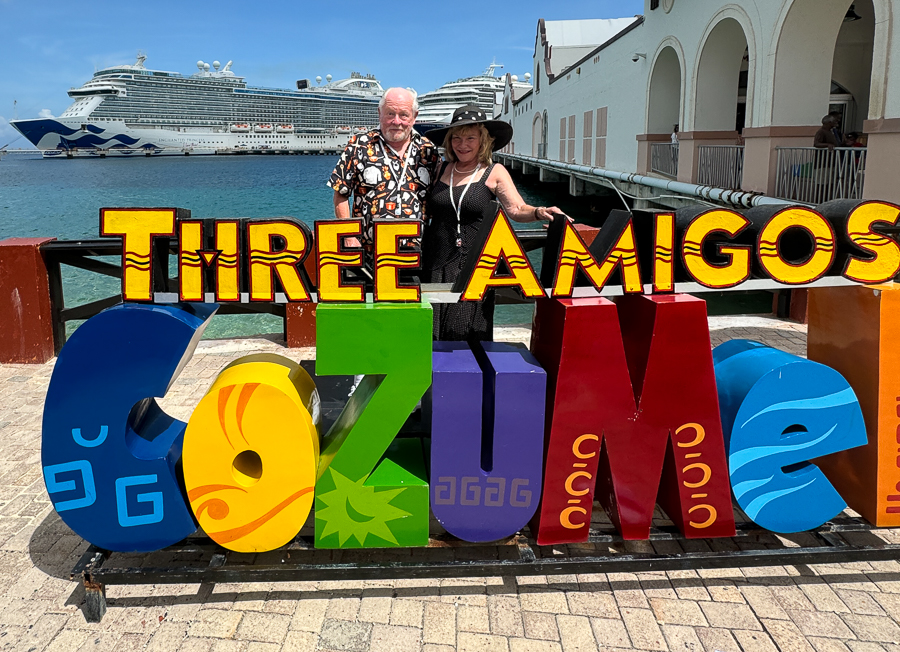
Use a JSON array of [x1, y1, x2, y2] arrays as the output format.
[[255, 123, 273, 133], [334, 126, 351, 134], [230, 123, 250, 133], [276, 124, 294, 133]]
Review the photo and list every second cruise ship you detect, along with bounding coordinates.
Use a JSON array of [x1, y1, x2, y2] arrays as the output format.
[[416, 63, 533, 128], [11, 54, 385, 157]]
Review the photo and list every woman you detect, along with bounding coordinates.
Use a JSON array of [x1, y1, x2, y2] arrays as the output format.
[[422, 104, 563, 342]]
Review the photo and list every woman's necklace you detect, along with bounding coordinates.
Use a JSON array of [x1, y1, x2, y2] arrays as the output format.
[[449, 163, 481, 248], [453, 162, 479, 174]]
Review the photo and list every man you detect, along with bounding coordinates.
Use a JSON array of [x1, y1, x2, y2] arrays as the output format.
[[327, 87, 439, 397], [328, 87, 440, 248], [814, 115, 841, 150]]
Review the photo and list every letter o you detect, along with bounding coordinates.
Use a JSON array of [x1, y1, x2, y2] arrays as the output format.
[[758, 208, 836, 284], [183, 354, 320, 552]]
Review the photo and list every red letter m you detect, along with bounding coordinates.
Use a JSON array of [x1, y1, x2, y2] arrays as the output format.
[[530, 295, 735, 543]]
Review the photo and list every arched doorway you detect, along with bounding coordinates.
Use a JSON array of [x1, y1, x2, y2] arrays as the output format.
[[692, 16, 752, 188], [532, 113, 543, 157], [647, 46, 682, 177], [694, 18, 750, 133], [647, 46, 682, 135], [763, 0, 881, 202], [829, 0, 876, 132], [771, 0, 879, 127]]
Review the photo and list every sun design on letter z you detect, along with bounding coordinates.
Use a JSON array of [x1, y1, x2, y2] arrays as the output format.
[[316, 468, 411, 546]]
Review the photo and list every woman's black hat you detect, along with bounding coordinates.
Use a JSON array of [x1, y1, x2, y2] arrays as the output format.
[[425, 104, 513, 151]]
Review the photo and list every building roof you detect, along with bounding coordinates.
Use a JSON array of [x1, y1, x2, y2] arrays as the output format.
[[538, 17, 643, 78], [543, 17, 641, 49]]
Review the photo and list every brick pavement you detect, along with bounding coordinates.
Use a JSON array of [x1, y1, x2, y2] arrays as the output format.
[[3, 315, 900, 652]]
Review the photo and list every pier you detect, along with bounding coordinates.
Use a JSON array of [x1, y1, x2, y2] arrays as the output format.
[[496, 152, 789, 211], [1, 147, 345, 159]]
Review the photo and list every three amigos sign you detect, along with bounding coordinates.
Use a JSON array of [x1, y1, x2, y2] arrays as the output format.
[[104, 200, 900, 303], [39, 200, 900, 552]]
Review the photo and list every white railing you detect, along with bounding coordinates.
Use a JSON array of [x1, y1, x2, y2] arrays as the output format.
[[651, 143, 678, 178], [697, 145, 744, 190], [775, 147, 867, 204]]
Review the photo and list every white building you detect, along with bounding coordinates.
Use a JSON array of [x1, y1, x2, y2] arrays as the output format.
[[497, 0, 899, 205]]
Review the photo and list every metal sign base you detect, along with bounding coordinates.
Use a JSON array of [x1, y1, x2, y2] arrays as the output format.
[[71, 514, 900, 623]]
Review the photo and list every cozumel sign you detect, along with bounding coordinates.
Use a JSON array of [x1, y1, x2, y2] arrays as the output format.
[[40, 201, 900, 553]]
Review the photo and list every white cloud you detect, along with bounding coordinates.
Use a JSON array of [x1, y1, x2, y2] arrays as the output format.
[[38, 108, 54, 118]]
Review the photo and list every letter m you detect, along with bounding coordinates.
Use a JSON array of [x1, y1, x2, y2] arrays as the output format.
[[530, 295, 736, 543]]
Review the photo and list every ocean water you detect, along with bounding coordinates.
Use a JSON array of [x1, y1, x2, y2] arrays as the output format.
[[0, 153, 570, 339]]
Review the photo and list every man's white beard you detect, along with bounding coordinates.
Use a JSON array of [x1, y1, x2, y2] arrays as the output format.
[[385, 127, 411, 145]]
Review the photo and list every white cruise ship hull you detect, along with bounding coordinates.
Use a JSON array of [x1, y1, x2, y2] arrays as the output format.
[[11, 117, 352, 158]]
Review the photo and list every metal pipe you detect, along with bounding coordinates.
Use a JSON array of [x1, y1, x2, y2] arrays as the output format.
[[498, 153, 794, 208]]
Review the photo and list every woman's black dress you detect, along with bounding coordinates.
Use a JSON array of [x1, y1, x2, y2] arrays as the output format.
[[422, 163, 497, 341]]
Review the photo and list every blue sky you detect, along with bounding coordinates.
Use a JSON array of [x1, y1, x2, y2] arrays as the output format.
[[0, 0, 643, 148]]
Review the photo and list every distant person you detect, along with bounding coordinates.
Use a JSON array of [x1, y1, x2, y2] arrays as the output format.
[[814, 115, 840, 150], [844, 132, 864, 148], [671, 124, 679, 144], [328, 87, 440, 250], [844, 132, 865, 164], [421, 105, 565, 341]]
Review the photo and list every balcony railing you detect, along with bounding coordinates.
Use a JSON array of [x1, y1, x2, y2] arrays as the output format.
[[651, 143, 679, 178], [697, 145, 744, 190], [775, 147, 867, 204]]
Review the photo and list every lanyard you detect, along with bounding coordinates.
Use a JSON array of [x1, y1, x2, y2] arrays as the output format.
[[383, 140, 413, 217], [449, 163, 481, 247]]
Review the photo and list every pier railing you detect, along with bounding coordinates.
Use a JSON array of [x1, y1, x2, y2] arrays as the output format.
[[40, 240, 287, 353], [697, 145, 744, 190], [650, 143, 679, 179], [774, 146, 867, 204]]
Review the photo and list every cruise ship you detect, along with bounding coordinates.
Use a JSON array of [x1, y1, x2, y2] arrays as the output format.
[[416, 63, 532, 127], [10, 54, 384, 157]]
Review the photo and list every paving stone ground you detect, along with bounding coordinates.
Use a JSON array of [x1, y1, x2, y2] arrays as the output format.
[[3, 315, 900, 652]]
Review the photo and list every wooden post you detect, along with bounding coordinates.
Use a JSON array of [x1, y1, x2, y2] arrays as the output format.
[[0, 237, 56, 363]]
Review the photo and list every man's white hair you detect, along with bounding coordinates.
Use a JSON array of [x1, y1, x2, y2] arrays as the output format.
[[379, 87, 419, 113]]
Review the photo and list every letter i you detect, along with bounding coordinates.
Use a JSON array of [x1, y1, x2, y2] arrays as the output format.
[[653, 213, 675, 293], [215, 221, 241, 302]]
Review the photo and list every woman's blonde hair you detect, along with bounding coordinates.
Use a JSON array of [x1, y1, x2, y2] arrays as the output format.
[[443, 124, 494, 166]]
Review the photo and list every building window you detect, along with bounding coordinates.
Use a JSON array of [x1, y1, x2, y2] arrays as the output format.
[[559, 117, 566, 160], [567, 115, 576, 163], [595, 107, 608, 167], [650, 0, 659, 9], [583, 110, 593, 165]]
